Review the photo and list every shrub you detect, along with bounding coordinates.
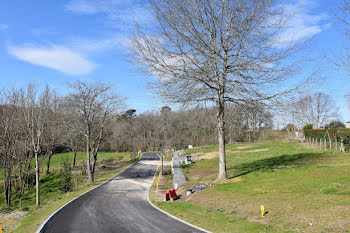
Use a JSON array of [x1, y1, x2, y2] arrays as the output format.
[[325, 120, 346, 129], [58, 161, 72, 193], [282, 124, 296, 132], [302, 124, 313, 134]]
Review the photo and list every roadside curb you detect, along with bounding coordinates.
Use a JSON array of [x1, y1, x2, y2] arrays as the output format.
[[36, 158, 140, 233], [147, 163, 212, 233]]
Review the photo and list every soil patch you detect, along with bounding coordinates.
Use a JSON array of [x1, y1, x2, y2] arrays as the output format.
[[189, 169, 217, 180]]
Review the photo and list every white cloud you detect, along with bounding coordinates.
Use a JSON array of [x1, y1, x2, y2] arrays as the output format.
[[65, 0, 136, 14], [7, 44, 97, 75], [65, 0, 151, 31], [272, 0, 329, 48], [67, 37, 119, 53]]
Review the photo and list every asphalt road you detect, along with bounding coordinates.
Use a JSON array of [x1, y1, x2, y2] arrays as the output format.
[[42, 152, 204, 233]]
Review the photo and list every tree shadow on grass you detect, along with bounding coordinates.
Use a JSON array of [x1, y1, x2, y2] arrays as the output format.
[[228, 152, 325, 179]]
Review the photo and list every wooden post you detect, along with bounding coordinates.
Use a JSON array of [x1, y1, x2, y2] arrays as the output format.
[[318, 138, 321, 149], [75, 173, 78, 191], [156, 169, 162, 192]]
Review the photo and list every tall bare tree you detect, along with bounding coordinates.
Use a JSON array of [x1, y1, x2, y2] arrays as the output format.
[[333, 0, 350, 71], [66, 81, 124, 183], [20, 85, 54, 205], [292, 92, 338, 128], [128, 0, 310, 180], [0, 90, 22, 205]]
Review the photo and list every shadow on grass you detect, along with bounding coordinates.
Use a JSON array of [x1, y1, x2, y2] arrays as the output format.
[[229, 152, 324, 179]]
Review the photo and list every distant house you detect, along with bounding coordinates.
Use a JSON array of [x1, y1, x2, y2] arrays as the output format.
[[347, 121, 350, 129]]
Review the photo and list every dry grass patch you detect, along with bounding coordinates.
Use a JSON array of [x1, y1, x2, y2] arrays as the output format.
[[193, 148, 269, 160]]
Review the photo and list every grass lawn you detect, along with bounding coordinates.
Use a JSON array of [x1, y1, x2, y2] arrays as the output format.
[[0, 151, 135, 233], [41, 151, 132, 171], [151, 141, 350, 233]]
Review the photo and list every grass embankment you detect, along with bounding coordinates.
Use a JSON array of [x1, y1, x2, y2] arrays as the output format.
[[0, 151, 135, 233], [151, 141, 350, 233]]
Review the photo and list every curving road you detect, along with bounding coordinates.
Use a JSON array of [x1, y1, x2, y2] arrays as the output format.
[[41, 152, 204, 233]]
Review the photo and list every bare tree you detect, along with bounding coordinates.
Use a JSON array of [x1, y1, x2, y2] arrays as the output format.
[[128, 0, 310, 180], [160, 106, 171, 147], [20, 85, 54, 205], [0, 90, 23, 205], [333, 0, 350, 72], [44, 93, 65, 175], [60, 101, 85, 167], [294, 92, 338, 128], [125, 109, 137, 158], [66, 81, 124, 183]]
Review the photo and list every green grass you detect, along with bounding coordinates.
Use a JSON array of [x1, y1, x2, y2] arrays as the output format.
[[155, 202, 291, 233], [41, 151, 131, 169], [0, 151, 135, 233], [151, 141, 350, 233]]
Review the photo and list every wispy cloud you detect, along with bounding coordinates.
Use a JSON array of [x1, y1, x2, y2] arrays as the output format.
[[7, 44, 97, 75], [273, 0, 329, 48], [66, 36, 123, 53], [65, 0, 127, 14], [65, 0, 151, 31]]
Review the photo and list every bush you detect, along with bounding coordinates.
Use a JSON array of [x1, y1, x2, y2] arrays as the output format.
[[325, 120, 346, 129], [302, 124, 313, 134], [282, 124, 296, 132], [58, 162, 72, 193]]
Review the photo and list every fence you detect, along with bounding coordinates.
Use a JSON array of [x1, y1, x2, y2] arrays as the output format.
[[304, 129, 350, 152]]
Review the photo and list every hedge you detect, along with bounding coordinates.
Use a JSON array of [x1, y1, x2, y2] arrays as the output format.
[[304, 128, 350, 149]]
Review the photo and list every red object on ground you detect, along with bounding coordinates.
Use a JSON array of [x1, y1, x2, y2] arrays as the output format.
[[164, 189, 178, 201]]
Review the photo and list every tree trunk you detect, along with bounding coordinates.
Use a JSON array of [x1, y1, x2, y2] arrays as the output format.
[[91, 153, 97, 183], [86, 136, 93, 183], [72, 151, 77, 167], [7, 168, 11, 206], [35, 151, 40, 206], [19, 161, 23, 209], [46, 151, 52, 174], [3, 167, 9, 206], [217, 93, 227, 180]]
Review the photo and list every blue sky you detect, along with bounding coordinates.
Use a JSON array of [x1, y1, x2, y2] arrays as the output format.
[[0, 0, 349, 122]]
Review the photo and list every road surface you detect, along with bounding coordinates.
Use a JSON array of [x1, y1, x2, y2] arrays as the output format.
[[42, 152, 204, 233]]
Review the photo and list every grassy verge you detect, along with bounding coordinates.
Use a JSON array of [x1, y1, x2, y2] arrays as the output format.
[[149, 166, 173, 203], [0, 152, 136, 233], [150, 141, 350, 232]]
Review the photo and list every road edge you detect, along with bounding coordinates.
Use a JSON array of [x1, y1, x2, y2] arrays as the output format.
[[36, 159, 140, 233], [147, 163, 212, 233]]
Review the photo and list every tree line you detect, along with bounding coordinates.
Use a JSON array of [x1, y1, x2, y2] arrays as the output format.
[[110, 102, 273, 153], [0, 80, 274, 207], [0, 81, 123, 206]]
